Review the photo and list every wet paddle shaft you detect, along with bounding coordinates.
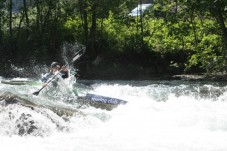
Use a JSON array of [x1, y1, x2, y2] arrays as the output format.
[[33, 50, 84, 95]]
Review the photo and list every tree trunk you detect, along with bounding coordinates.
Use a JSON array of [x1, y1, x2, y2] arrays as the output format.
[[8, 0, 14, 59], [36, 0, 41, 33], [35, 0, 45, 51], [16, 12, 25, 41], [139, 0, 144, 46], [212, 5, 227, 65], [9, 0, 13, 46], [0, 16, 2, 44], [23, 0, 29, 27], [90, 2, 97, 55], [79, 0, 88, 48], [174, 0, 178, 22], [190, 13, 198, 50], [83, 11, 88, 47]]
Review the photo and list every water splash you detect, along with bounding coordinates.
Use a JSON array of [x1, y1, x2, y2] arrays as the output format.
[[0, 79, 227, 151], [61, 42, 85, 65]]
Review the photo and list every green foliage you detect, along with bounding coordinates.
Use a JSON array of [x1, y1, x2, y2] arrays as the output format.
[[64, 17, 84, 42], [187, 33, 223, 72], [0, 0, 227, 74]]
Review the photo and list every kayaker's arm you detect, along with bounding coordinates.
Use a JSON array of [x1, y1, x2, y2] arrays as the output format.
[[41, 73, 53, 83]]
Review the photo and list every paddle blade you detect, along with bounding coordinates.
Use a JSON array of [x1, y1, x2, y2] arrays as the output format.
[[32, 91, 40, 95], [32, 88, 43, 95], [72, 53, 82, 62], [72, 50, 84, 62]]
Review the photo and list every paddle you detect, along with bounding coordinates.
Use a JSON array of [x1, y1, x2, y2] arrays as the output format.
[[33, 49, 84, 95]]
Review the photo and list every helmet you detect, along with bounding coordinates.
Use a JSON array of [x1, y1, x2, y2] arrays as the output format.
[[50, 62, 60, 68]]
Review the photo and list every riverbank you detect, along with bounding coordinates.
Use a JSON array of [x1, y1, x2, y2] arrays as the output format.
[[0, 62, 226, 82]]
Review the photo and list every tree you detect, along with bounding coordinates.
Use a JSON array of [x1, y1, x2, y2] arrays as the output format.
[[188, 0, 227, 71], [77, 0, 129, 57], [9, 0, 13, 50], [0, 0, 6, 44]]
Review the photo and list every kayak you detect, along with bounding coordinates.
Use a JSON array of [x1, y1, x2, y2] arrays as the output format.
[[82, 93, 127, 105], [77, 93, 127, 110]]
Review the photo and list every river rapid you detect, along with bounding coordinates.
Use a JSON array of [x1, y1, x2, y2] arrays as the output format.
[[0, 77, 227, 151]]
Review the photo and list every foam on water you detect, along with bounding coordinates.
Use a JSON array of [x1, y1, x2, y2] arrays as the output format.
[[0, 80, 227, 151]]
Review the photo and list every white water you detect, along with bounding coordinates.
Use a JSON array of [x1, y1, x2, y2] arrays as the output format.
[[0, 79, 227, 151]]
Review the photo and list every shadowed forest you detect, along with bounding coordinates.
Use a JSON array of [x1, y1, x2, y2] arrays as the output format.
[[0, 0, 226, 79]]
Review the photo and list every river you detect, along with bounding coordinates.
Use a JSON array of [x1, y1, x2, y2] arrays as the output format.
[[0, 77, 227, 151]]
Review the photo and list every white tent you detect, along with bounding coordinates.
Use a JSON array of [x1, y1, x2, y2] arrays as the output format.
[[129, 4, 152, 17]]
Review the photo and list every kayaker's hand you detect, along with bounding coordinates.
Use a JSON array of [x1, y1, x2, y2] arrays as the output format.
[[43, 83, 48, 87], [61, 65, 68, 72]]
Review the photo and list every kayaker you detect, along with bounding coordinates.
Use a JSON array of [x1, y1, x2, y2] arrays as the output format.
[[41, 62, 69, 83]]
